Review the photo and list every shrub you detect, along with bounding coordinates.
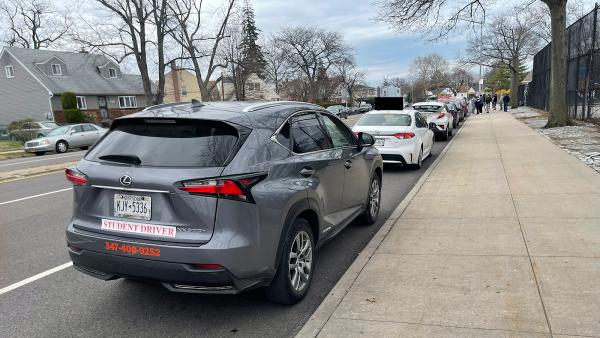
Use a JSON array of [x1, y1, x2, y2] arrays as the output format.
[[83, 112, 97, 123], [61, 92, 77, 110], [64, 108, 85, 123], [7, 118, 36, 142]]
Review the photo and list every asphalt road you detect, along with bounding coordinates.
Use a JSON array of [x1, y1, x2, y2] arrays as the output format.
[[0, 114, 462, 337], [0, 150, 85, 173]]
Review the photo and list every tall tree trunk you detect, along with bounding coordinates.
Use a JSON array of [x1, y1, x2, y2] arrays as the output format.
[[509, 58, 519, 109], [543, 0, 570, 127]]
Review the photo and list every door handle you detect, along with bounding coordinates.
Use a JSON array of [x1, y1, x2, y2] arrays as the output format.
[[344, 160, 352, 169], [299, 167, 315, 177]]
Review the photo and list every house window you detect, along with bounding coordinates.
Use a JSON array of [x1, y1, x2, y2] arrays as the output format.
[[108, 68, 117, 78], [118, 96, 137, 108], [76, 96, 87, 109], [5, 65, 14, 78], [181, 85, 187, 96], [51, 64, 62, 76], [247, 82, 260, 91]]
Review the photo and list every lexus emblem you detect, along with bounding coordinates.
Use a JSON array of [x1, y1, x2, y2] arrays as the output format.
[[119, 175, 132, 186]]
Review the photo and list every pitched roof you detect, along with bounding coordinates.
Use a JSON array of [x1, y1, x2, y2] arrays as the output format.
[[4, 47, 146, 95]]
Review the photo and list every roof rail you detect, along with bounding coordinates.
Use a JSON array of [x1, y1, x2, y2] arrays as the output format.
[[242, 101, 322, 113]]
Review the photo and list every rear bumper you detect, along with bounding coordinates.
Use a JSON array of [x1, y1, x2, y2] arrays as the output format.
[[69, 247, 252, 293], [66, 222, 276, 294], [376, 145, 415, 164]]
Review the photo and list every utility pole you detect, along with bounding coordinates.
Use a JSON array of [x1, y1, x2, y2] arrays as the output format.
[[479, 22, 483, 94]]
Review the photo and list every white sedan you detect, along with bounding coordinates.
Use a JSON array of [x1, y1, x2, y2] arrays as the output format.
[[412, 101, 454, 141], [352, 109, 434, 169]]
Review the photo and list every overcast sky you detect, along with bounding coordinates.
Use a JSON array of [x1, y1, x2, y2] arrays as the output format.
[[253, 0, 599, 86]]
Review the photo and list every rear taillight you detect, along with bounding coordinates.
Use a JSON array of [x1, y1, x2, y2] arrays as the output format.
[[439, 124, 445, 129], [179, 175, 265, 202], [65, 168, 87, 185], [393, 132, 415, 139], [436, 112, 446, 120]]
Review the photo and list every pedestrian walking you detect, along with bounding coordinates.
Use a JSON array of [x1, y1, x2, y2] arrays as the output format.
[[475, 96, 483, 115], [502, 94, 510, 112], [492, 93, 498, 110], [485, 94, 491, 113], [470, 96, 476, 115]]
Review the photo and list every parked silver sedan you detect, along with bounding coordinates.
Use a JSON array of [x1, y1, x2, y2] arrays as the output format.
[[24, 123, 108, 156]]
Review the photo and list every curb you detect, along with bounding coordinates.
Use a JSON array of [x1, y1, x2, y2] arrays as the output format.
[[296, 115, 469, 338]]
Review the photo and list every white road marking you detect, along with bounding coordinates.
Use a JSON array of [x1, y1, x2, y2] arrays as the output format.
[[0, 262, 73, 296], [0, 187, 72, 206], [0, 153, 82, 168]]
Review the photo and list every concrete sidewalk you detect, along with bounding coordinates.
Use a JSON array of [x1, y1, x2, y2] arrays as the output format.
[[298, 111, 600, 337]]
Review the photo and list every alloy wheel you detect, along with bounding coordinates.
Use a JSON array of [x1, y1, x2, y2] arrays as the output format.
[[369, 178, 380, 218], [57, 142, 67, 153], [288, 231, 312, 292]]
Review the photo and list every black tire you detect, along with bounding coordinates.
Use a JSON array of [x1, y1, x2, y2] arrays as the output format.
[[34, 151, 46, 156], [361, 174, 381, 225], [266, 218, 315, 305], [80, 146, 89, 150], [413, 147, 423, 170], [448, 125, 453, 137], [56, 140, 68, 153], [439, 128, 449, 141]]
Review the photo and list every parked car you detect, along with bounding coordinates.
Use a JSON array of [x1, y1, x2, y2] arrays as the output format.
[[352, 109, 434, 169], [9, 121, 59, 141], [359, 104, 372, 113], [326, 105, 349, 119], [24, 123, 108, 156], [412, 101, 454, 141], [65, 101, 383, 304], [444, 102, 462, 128]]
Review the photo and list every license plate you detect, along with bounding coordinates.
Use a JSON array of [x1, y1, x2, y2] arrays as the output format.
[[114, 194, 151, 220], [375, 138, 385, 146]]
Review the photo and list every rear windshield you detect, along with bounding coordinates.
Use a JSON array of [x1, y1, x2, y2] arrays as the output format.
[[356, 114, 412, 127], [86, 119, 239, 167], [413, 105, 443, 113]]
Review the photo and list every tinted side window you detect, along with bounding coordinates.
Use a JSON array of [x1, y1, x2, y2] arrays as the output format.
[[275, 122, 291, 149], [321, 114, 356, 148], [291, 113, 331, 153]]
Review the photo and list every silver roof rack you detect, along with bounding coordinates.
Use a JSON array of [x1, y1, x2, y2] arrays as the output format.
[[242, 101, 322, 113]]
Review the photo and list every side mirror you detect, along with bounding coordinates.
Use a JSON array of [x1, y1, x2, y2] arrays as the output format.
[[358, 132, 375, 147]]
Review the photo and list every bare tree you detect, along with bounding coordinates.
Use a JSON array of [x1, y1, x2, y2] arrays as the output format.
[[463, 9, 540, 108], [336, 57, 364, 106], [276, 26, 350, 102], [221, 19, 244, 100], [0, 0, 70, 49], [410, 53, 449, 91], [376, 0, 571, 126], [73, 0, 170, 105], [449, 68, 474, 94], [263, 35, 291, 95], [168, 0, 236, 101]]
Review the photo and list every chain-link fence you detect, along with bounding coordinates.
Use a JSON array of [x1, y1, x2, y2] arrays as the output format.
[[527, 5, 600, 121]]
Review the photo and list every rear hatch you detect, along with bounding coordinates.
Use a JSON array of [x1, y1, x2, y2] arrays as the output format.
[[353, 113, 415, 147], [414, 105, 443, 124], [71, 118, 249, 244]]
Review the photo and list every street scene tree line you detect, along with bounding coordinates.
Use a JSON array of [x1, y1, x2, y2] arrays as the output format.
[[0, 0, 592, 127]]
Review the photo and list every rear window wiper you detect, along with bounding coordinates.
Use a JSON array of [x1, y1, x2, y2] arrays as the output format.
[[98, 154, 142, 165]]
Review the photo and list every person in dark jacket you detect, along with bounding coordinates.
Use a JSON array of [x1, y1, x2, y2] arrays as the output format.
[[502, 94, 510, 112], [475, 95, 484, 114], [485, 94, 492, 113], [492, 94, 498, 110]]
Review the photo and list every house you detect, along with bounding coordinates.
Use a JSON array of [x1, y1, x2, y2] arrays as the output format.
[[0, 47, 150, 128], [329, 83, 376, 105], [377, 85, 401, 97], [163, 65, 279, 103]]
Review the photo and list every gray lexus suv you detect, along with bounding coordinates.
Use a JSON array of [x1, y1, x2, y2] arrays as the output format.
[[65, 101, 383, 304]]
